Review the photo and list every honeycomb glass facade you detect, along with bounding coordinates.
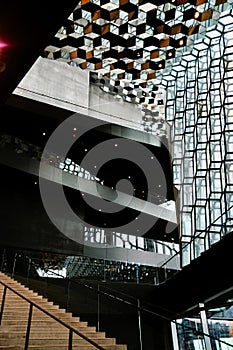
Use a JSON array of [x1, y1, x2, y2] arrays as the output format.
[[161, 8, 233, 265]]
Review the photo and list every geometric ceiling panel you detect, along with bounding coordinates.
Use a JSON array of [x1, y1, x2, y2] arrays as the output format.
[[45, 0, 231, 81], [44, 0, 232, 136]]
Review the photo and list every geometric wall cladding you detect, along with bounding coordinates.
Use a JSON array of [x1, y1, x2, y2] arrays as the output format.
[[44, 0, 232, 136], [160, 8, 233, 265]]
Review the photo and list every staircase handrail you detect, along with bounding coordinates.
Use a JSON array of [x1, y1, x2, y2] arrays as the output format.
[[20, 268, 233, 349], [0, 277, 106, 350]]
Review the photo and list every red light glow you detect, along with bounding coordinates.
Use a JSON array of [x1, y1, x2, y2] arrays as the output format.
[[0, 41, 9, 49]]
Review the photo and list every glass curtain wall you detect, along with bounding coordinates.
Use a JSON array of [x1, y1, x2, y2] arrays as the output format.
[[161, 9, 233, 266]]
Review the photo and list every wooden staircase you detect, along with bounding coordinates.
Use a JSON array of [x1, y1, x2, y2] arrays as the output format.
[[0, 272, 127, 350]]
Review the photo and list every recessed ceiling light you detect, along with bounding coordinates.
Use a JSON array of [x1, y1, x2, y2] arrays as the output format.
[[42, 132, 46, 136], [85, 148, 88, 152], [73, 127, 77, 131], [179, 39, 184, 46], [34, 181, 37, 185], [114, 144, 118, 147], [151, 156, 154, 159]]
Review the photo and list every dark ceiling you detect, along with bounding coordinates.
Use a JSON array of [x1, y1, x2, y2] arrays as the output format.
[[0, 1, 77, 105]]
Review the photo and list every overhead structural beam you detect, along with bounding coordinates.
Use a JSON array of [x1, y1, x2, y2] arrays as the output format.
[[0, 147, 177, 224]]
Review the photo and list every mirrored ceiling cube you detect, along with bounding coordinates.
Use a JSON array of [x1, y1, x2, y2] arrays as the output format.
[[134, 59, 150, 70], [171, 23, 189, 35], [110, 19, 128, 35], [128, 19, 147, 35], [44, 46, 61, 60], [118, 33, 136, 47], [165, 8, 176, 22], [155, 23, 172, 35], [78, 45, 94, 59], [63, 19, 75, 35], [82, 2, 101, 21], [101, 3, 119, 20], [86, 57, 103, 69], [140, 68, 156, 80], [102, 32, 121, 46], [142, 36, 160, 48], [149, 59, 165, 70], [139, 2, 157, 21], [92, 18, 111, 35], [110, 68, 125, 79], [111, 45, 126, 59], [119, 3, 138, 21], [69, 49, 78, 59], [66, 33, 85, 48], [144, 47, 160, 59], [118, 58, 134, 70], [200, 8, 213, 22], [125, 68, 141, 79], [103, 47, 119, 59], [84, 33, 102, 47], [126, 46, 143, 59], [51, 34, 68, 48]]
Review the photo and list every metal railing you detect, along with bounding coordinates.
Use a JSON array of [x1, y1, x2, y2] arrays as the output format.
[[12, 267, 233, 350], [0, 277, 106, 350], [2, 250, 233, 349], [41, 272, 233, 350]]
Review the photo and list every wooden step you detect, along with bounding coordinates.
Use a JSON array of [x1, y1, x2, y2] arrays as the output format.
[[0, 272, 127, 350], [0, 330, 106, 339], [1, 319, 88, 327], [0, 346, 20, 349], [2, 311, 76, 320], [2, 322, 96, 335], [1, 315, 80, 322], [0, 337, 116, 346]]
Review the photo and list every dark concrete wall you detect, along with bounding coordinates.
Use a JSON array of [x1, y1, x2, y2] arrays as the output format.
[[0, 164, 83, 255]]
